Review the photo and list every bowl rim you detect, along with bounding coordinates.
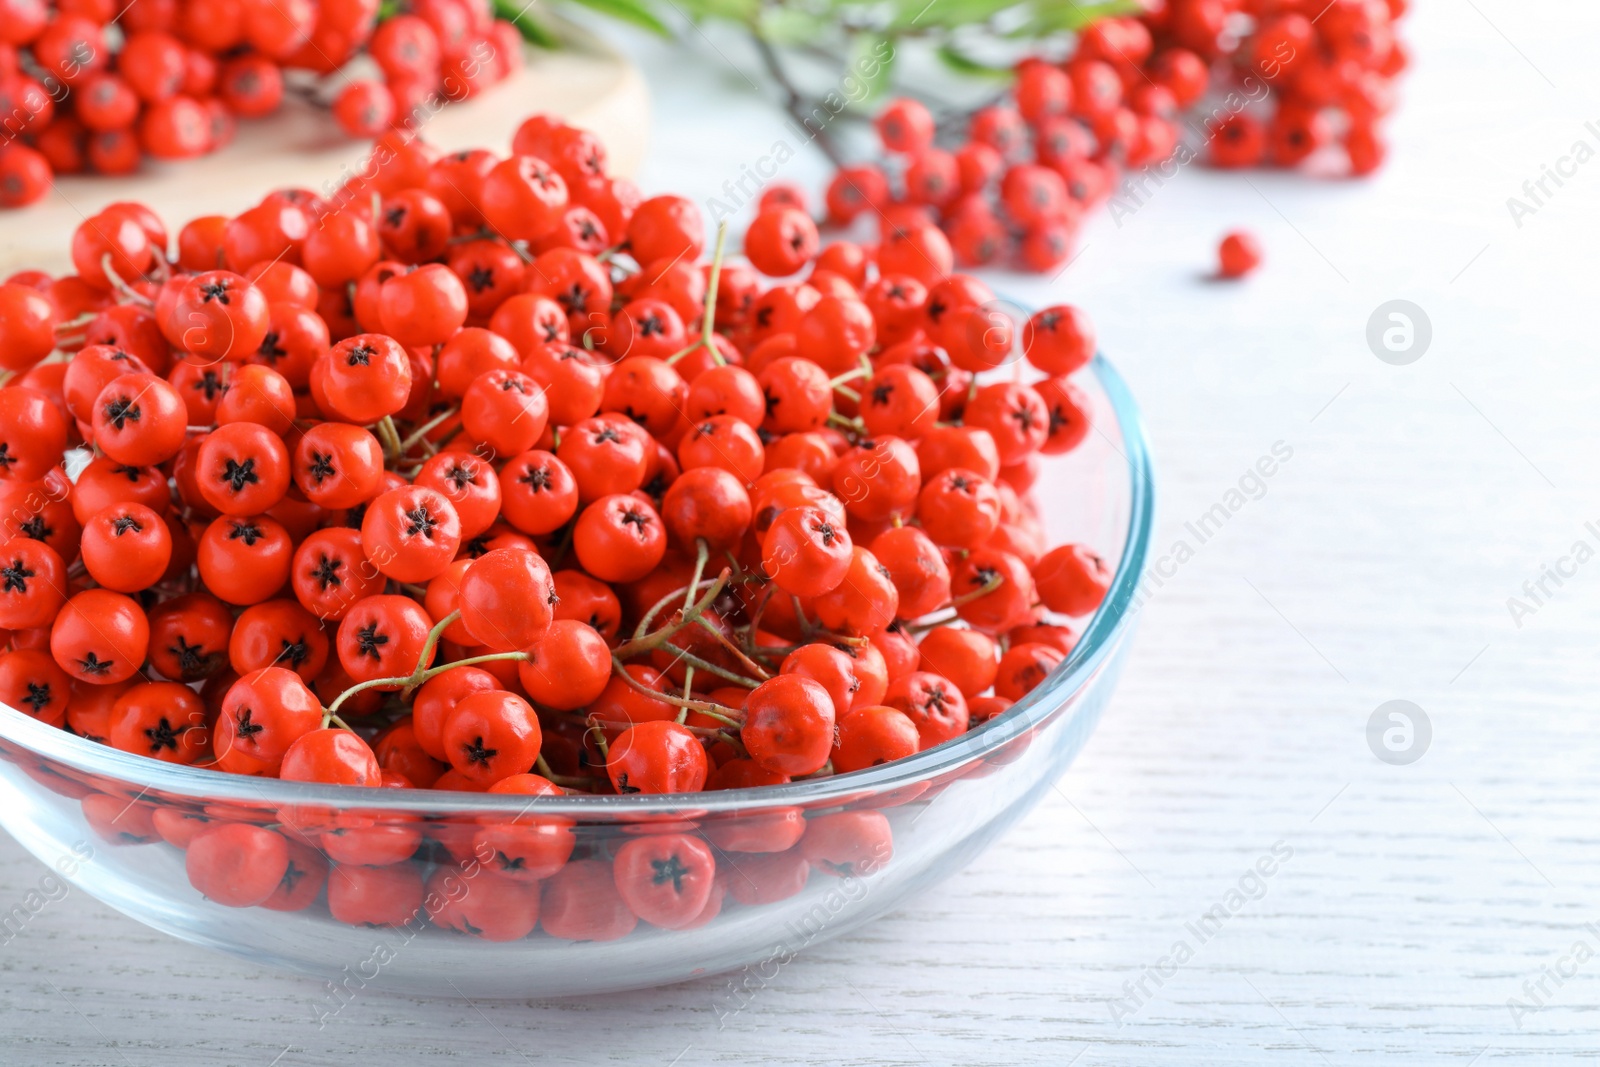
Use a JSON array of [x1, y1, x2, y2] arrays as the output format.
[[0, 353, 1154, 817]]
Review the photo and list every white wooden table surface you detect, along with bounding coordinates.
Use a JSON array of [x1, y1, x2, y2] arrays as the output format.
[[5, 3, 1599, 1064]]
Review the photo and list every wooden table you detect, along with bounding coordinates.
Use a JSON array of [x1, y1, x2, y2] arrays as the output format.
[[0, 22, 649, 275], [3, 4, 1597, 1064]]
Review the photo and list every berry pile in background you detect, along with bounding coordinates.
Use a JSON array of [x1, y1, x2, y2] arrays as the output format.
[[0, 0, 524, 205], [820, 0, 1409, 272], [0, 111, 1113, 811]]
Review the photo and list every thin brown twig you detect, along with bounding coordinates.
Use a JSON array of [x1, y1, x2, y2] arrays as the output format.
[[750, 33, 847, 167]]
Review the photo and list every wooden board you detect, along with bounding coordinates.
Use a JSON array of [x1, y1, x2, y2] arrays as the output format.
[[0, 24, 649, 276], [11, 4, 1600, 1065]]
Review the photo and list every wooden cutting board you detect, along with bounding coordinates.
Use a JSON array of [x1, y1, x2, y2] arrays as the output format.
[[0, 22, 649, 275]]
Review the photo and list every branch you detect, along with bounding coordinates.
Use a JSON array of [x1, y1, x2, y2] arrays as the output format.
[[750, 33, 847, 168]]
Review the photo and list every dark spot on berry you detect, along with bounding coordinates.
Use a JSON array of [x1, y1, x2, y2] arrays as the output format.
[[22, 682, 51, 713], [276, 638, 309, 670], [221, 457, 259, 493], [402, 506, 438, 539], [311, 553, 343, 590], [651, 853, 692, 893], [1, 559, 33, 594], [234, 707, 263, 739], [258, 333, 285, 360], [144, 718, 180, 752], [280, 860, 305, 893], [355, 623, 389, 660], [307, 451, 336, 485], [169, 636, 218, 680], [228, 520, 264, 546], [101, 396, 138, 431], [462, 736, 498, 766]]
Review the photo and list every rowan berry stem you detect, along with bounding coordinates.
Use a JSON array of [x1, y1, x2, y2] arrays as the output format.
[[664, 645, 764, 688], [683, 538, 709, 613], [585, 722, 610, 759], [700, 221, 729, 344], [431, 423, 464, 451], [790, 594, 811, 633], [742, 585, 774, 654], [789, 605, 865, 647], [607, 655, 744, 725], [323, 608, 535, 719], [53, 312, 96, 332], [533, 755, 593, 791], [631, 581, 696, 642], [99, 254, 153, 308], [753, 637, 864, 657], [666, 222, 730, 367], [374, 414, 403, 460], [949, 572, 1005, 607], [693, 616, 772, 681], [417, 650, 529, 676], [325, 674, 398, 720], [417, 607, 458, 671], [615, 568, 730, 657], [905, 574, 1006, 632], [398, 405, 460, 452]]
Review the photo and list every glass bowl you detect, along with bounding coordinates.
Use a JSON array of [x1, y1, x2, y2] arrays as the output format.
[[0, 352, 1153, 1000]]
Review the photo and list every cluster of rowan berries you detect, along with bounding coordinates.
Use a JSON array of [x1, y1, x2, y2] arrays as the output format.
[[0, 110, 1114, 931], [819, 0, 1408, 272], [0, 0, 521, 206]]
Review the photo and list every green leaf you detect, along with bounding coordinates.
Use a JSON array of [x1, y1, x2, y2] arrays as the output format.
[[846, 34, 897, 103], [519, 15, 562, 47], [674, 0, 760, 20], [934, 43, 1013, 78], [489, 0, 561, 45], [1020, 0, 1140, 34], [890, 0, 1023, 31], [563, 0, 674, 36], [757, 8, 829, 45]]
